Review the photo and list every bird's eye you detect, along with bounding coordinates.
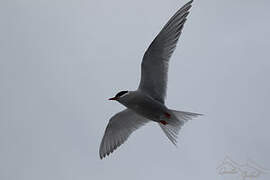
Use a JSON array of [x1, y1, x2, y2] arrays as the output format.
[[115, 91, 128, 97]]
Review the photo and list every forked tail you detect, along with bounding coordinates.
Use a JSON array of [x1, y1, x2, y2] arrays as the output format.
[[159, 110, 202, 145]]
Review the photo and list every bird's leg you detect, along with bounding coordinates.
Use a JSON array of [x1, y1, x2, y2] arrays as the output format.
[[164, 112, 171, 118], [159, 112, 171, 125]]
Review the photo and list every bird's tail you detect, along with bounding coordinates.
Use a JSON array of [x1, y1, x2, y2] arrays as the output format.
[[159, 110, 202, 145]]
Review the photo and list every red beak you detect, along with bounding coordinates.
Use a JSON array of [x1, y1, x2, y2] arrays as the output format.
[[108, 97, 118, 100]]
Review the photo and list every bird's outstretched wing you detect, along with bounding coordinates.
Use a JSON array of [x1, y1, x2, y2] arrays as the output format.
[[99, 109, 149, 159], [138, 0, 193, 103]]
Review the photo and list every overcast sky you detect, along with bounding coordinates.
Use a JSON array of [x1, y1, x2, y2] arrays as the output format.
[[1, 0, 270, 180]]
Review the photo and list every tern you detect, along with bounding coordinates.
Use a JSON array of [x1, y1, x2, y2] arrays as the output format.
[[99, 0, 201, 159]]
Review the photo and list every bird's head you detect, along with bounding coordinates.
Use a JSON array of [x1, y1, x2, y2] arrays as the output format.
[[108, 91, 130, 102]]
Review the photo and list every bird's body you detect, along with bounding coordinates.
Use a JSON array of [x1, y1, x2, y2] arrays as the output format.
[[118, 90, 170, 122], [99, 0, 202, 159]]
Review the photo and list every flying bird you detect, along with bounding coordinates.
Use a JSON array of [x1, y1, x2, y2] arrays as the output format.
[[99, 0, 201, 159]]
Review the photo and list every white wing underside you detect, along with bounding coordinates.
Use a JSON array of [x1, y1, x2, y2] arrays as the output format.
[[99, 109, 149, 159], [138, 0, 193, 103]]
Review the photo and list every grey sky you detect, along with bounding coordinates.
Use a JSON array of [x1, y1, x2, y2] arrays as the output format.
[[0, 0, 269, 180]]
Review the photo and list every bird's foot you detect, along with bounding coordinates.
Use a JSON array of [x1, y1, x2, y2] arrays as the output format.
[[160, 120, 168, 125]]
